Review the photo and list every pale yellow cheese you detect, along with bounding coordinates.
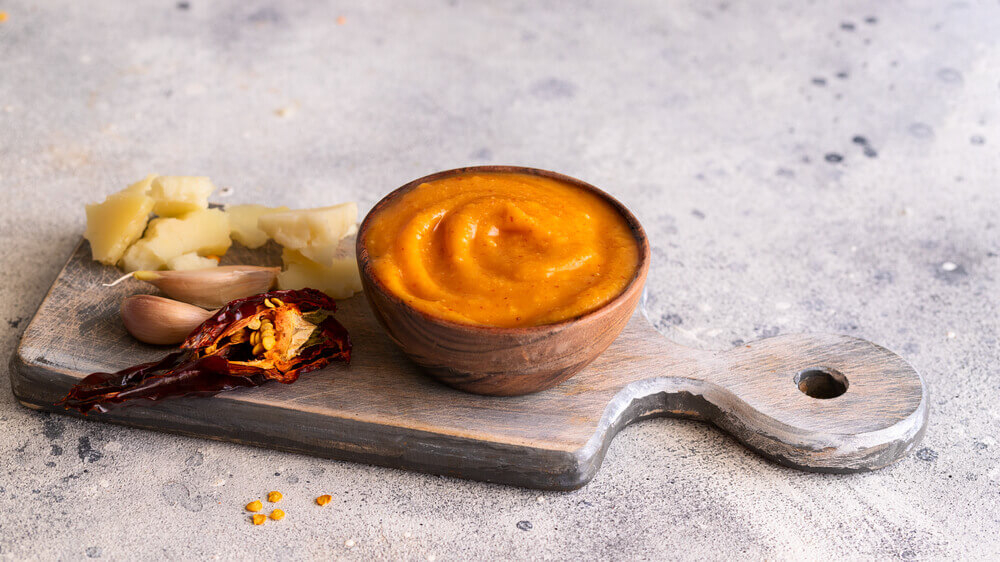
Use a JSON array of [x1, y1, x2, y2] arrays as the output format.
[[149, 176, 214, 217], [258, 202, 357, 250], [296, 223, 358, 264], [225, 204, 290, 249], [121, 174, 158, 196], [84, 192, 155, 265], [167, 252, 219, 271], [119, 239, 161, 272], [277, 234, 361, 299], [121, 208, 231, 272]]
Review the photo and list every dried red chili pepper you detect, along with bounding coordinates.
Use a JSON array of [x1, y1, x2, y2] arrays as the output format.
[[60, 288, 351, 414]]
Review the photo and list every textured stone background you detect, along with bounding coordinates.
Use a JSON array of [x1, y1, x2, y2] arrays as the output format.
[[1, 1, 998, 559]]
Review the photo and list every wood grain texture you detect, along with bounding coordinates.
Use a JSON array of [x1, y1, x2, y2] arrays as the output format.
[[356, 165, 652, 396], [9, 241, 928, 490]]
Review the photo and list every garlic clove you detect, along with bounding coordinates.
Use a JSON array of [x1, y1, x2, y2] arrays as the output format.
[[130, 265, 279, 308], [121, 294, 215, 345]]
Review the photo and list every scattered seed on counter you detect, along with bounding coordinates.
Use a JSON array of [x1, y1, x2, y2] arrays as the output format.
[[316, 494, 333, 506], [246, 500, 263, 512], [267, 491, 283, 503], [270, 509, 285, 521], [251, 514, 267, 525]]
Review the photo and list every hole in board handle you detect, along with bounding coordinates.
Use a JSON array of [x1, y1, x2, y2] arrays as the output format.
[[795, 367, 849, 399]]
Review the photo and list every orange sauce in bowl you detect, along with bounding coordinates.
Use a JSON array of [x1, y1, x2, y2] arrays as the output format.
[[364, 172, 640, 328]]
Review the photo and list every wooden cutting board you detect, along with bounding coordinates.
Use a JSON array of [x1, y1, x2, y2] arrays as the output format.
[[10, 241, 928, 490]]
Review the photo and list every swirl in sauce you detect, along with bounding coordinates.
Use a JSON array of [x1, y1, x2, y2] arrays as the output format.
[[364, 172, 640, 328]]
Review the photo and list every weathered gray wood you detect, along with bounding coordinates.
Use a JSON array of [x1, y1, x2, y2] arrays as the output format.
[[9, 240, 928, 490]]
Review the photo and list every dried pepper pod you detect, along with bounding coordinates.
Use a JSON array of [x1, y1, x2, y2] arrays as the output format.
[[59, 288, 351, 414]]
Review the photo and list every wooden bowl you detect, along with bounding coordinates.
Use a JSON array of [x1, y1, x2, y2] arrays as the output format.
[[356, 166, 651, 396]]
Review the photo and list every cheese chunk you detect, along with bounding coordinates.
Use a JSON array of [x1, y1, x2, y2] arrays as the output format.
[[120, 239, 161, 272], [84, 192, 155, 265], [258, 202, 357, 250], [296, 223, 358, 264], [167, 252, 219, 271], [277, 234, 361, 299], [121, 208, 231, 272], [225, 204, 290, 249], [149, 176, 214, 217], [121, 174, 158, 196]]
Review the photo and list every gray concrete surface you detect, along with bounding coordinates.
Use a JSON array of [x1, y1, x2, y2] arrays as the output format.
[[1, 0, 998, 559]]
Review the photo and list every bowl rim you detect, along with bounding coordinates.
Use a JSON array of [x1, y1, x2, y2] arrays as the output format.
[[355, 165, 651, 335]]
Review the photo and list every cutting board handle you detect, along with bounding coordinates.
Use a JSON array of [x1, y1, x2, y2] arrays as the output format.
[[623, 329, 928, 472]]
